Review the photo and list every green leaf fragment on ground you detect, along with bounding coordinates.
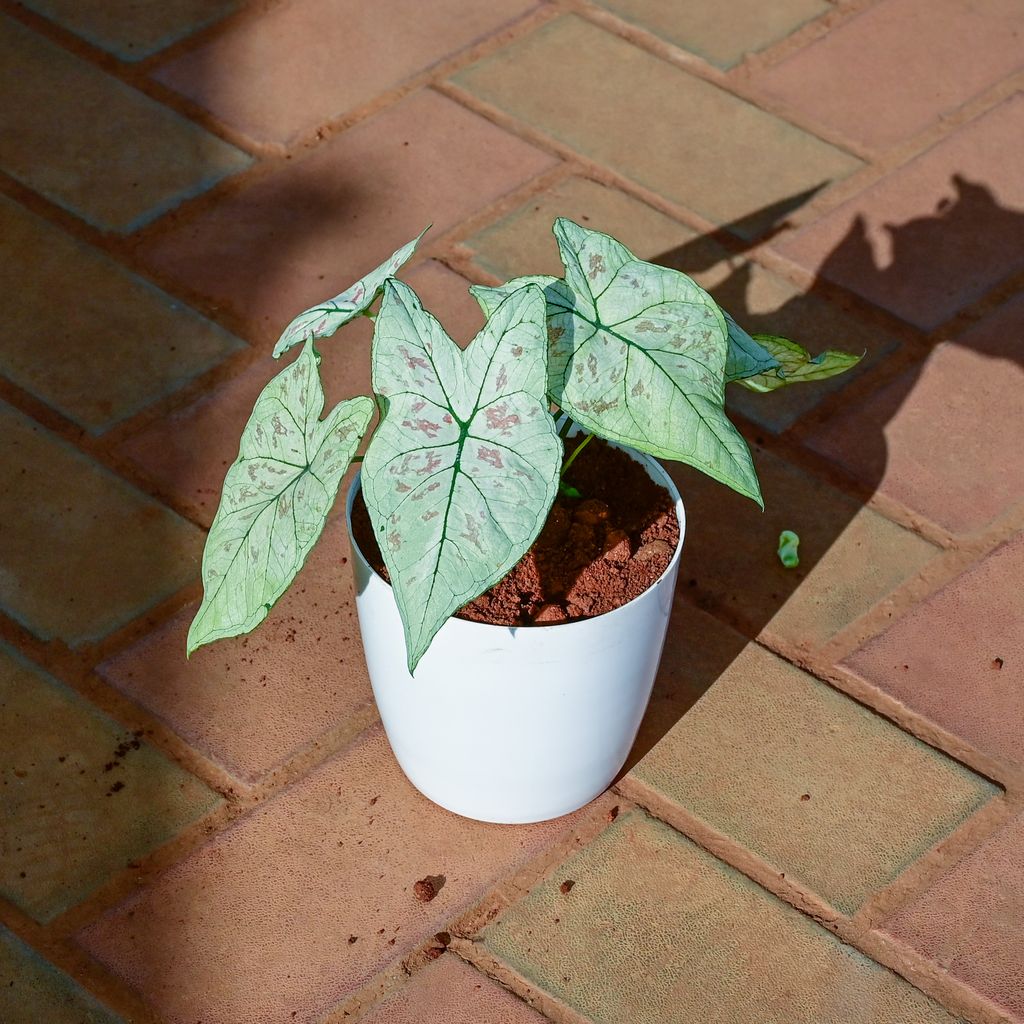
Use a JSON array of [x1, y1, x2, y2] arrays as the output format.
[[778, 529, 800, 568], [363, 279, 561, 673], [187, 342, 374, 654]]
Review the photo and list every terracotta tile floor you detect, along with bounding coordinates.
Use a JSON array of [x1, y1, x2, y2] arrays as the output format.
[[1, 1, 1021, 1021]]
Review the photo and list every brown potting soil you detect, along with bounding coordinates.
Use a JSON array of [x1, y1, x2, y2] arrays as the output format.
[[350, 437, 680, 627]]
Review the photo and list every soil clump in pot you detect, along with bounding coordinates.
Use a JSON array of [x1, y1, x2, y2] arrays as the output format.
[[351, 437, 679, 627]]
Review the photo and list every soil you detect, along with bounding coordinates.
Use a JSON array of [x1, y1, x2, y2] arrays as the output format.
[[350, 437, 680, 628]]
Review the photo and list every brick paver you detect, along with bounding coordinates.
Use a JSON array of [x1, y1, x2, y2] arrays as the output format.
[[360, 956, 547, 1024], [0, 15, 249, 232], [597, 0, 829, 69], [78, 726, 579, 1024], [452, 15, 861, 238], [1, 645, 219, 923], [629, 599, 750, 772], [776, 94, 1024, 331], [808, 296, 1024, 534], [483, 812, 958, 1023], [155, 0, 539, 146], [464, 175, 698, 278], [98, 515, 374, 783], [0, 403, 203, 645], [884, 811, 1024, 1023], [0, 195, 244, 434], [2, 1, 1022, 1020], [667, 448, 937, 651], [139, 89, 555, 339], [1, 925, 121, 1024], [844, 535, 1024, 770], [624, 644, 997, 913], [20, 0, 238, 61], [747, 0, 1024, 151]]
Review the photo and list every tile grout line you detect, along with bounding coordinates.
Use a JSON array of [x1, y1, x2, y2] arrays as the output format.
[[613, 788, 1011, 1024], [567, 0, 877, 164], [571, 0, 1024, 235], [0, 899, 169, 1024], [320, 792, 625, 1024]]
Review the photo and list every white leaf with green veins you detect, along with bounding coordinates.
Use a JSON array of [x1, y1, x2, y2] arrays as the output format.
[[363, 279, 560, 673], [485, 219, 761, 506], [272, 227, 428, 359], [737, 334, 863, 392], [187, 342, 374, 654]]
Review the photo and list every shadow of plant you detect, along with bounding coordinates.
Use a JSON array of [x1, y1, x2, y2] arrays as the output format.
[[624, 173, 1024, 771]]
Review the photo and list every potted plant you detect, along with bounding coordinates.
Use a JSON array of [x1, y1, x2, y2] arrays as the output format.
[[186, 218, 858, 823]]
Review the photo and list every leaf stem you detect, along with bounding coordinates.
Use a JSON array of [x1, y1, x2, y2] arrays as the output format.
[[557, 411, 575, 440], [560, 432, 593, 479]]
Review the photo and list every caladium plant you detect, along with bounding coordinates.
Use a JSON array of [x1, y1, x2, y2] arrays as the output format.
[[187, 218, 860, 671]]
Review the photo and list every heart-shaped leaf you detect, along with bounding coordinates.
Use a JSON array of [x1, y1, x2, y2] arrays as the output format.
[[736, 334, 863, 392], [362, 280, 560, 672], [187, 342, 374, 654], [477, 219, 761, 506], [272, 228, 428, 359]]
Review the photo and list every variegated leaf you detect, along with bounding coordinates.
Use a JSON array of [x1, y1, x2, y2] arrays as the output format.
[[736, 334, 863, 392], [539, 218, 762, 506], [362, 280, 560, 672], [187, 342, 374, 654], [477, 280, 783, 392], [272, 227, 428, 358]]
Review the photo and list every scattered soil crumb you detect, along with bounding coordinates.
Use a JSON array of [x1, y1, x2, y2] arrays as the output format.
[[607, 805, 620, 823], [559, 879, 575, 894], [993, 657, 1004, 670], [413, 875, 445, 902]]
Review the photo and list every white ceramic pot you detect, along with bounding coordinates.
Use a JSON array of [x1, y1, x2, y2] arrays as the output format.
[[345, 450, 685, 824]]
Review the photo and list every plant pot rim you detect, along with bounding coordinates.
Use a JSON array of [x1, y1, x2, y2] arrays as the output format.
[[345, 443, 686, 634]]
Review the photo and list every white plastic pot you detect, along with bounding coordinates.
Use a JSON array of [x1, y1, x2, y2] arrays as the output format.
[[345, 449, 685, 824]]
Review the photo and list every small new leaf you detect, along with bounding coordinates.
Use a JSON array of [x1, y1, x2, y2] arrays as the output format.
[[363, 280, 560, 673], [273, 228, 428, 358], [737, 334, 863, 392], [187, 342, 373, 654]]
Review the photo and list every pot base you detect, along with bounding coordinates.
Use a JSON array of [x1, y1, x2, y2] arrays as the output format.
[[398, 767, 607, 825]]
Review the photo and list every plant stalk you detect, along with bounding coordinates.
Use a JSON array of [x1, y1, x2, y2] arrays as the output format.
[[560, 432, 593, 479]]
